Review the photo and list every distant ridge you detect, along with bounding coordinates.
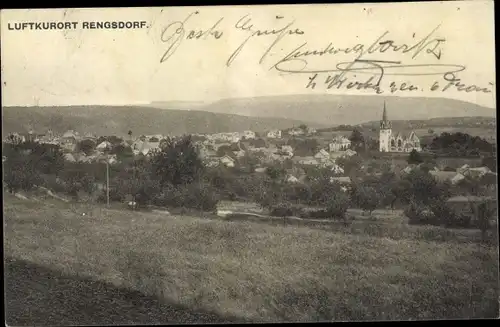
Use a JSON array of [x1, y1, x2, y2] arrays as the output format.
[[1, 105, 322, 137], [146, 94, 495, 126]]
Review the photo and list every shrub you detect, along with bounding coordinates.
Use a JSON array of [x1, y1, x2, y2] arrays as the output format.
[[152, 183, 218, 212], [325, 192, 350, 220], [270, 202, 294, 217], [405, 201, 438, 226]]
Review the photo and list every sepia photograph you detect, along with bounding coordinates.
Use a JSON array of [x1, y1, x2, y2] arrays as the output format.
[[2, 1, 498, 324]]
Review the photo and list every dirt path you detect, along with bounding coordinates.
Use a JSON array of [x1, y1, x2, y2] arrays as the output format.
[[5, 257, 242, 326]]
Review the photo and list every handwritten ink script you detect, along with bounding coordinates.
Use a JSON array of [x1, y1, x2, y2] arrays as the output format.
[[158, 11, 494, 95]]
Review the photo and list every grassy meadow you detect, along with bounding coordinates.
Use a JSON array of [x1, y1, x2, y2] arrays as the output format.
[[4, 193, 499, 322]]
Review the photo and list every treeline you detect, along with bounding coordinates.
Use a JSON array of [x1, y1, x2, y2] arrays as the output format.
[[428, 132, 495, 156], [3, 137, 496, 233]]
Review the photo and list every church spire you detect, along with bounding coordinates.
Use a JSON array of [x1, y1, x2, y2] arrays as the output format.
[[382, 101, 388, 121], [380, 101, 392, 129]]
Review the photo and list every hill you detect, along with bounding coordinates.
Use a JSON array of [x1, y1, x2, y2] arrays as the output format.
[[1, 106, 322, 137], [185, 95, 495, 125]]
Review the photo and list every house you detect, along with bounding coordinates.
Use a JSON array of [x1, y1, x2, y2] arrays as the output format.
[[242, 130, 256, 139], [254, 167, 267, 173], [329, 135, 351, 152], [451, 173, 466, 185], [198, 147, 217, 159], [267, 130, 282, 139], [204, 157, 220, 168], [343, 149, 357, 157], [141, 142, 161, 156], [465, 166, 492, 178], [319, 158, 338, 168], [429, 171, 458, 183], [83, 132, 96, 140], [280, 145, 294, 155], [131, 140, 161, 156], [314, 149, 331, 161], [286, 175, 300, 183], [220, 155, 236, 167], [330, 163, 345, 175], [60, 130, 79, 151], [293, 156, 319, 165], [5, 133, 26, 144], [64, 153, 76, 162], [96, 141, 112, 151], [288, 128, 305, 136]]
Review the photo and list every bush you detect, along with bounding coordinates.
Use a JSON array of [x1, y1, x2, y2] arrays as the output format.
[[325, 192, 350, 220], [405, 201, 439, 226], [152, 183, 218, 212], [270, 202, 294, 217]]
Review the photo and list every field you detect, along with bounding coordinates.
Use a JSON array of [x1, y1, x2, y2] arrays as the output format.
[[4, 193, 499, 323]]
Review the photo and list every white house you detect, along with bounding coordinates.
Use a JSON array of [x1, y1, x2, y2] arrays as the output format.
[[267, 130, 282, 139], [96, 141, 112, 151], [281, 145, 293, 154], [329, 135, 351, 152], [330, 164, 345, 174], [220, 155, 236, 167], [288, 128, 305, 136], [242, 130, 256, 139], [314, 149, 331, 161], [286, 175, 300, 183]]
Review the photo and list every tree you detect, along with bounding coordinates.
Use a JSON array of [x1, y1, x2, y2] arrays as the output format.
[[3, 154, 41, 193], [216, 145, 233, 157], [336, 154, 363, 176], [349, 129, 365, 151], [476, 201, 495, 242], [128, 130, 133, 141], [151, 135, 204, 187], [77, 139, 96, 156], [407, 149, 423, 164], [110, 143, 133, 159], [60, 163, 96, 199], [288, 138, 319, 156], [326, 192, 350, 220], [299, 124, 308, 131], [355, 186, 380, 216], [266, 166, 287, 182]]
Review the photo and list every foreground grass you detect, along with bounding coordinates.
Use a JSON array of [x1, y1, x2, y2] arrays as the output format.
[[4, 195, 499, 322]]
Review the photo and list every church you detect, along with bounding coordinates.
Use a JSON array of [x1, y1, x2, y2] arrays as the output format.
[[379, 102, 421, 153]]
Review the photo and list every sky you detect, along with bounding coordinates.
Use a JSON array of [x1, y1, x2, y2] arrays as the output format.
[[1, 1, 496, 109]]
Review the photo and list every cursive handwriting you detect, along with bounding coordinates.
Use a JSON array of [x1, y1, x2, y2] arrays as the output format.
[[430, 73, 493, 93], [226, 14, 305, 67], [276, 57, 465, 77], [160, 11, 224, 63], [270, 24, 446, 72]]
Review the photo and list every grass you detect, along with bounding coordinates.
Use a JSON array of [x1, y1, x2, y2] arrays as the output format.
[[4, 193, 499, 322]]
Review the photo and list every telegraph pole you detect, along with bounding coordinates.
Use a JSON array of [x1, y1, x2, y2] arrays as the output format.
[[106, 155, 110, 208]]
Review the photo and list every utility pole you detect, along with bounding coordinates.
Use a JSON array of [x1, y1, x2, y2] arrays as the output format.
[[106, 155, 110, 208]]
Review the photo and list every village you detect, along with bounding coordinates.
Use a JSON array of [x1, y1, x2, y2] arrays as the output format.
[[3, 105, 497, 192]]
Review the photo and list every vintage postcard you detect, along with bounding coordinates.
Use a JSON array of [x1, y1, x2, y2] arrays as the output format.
[[2, 1, 498, 324]]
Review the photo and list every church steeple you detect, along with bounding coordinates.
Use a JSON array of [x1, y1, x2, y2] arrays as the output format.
[[380, 101, 392, 129]]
